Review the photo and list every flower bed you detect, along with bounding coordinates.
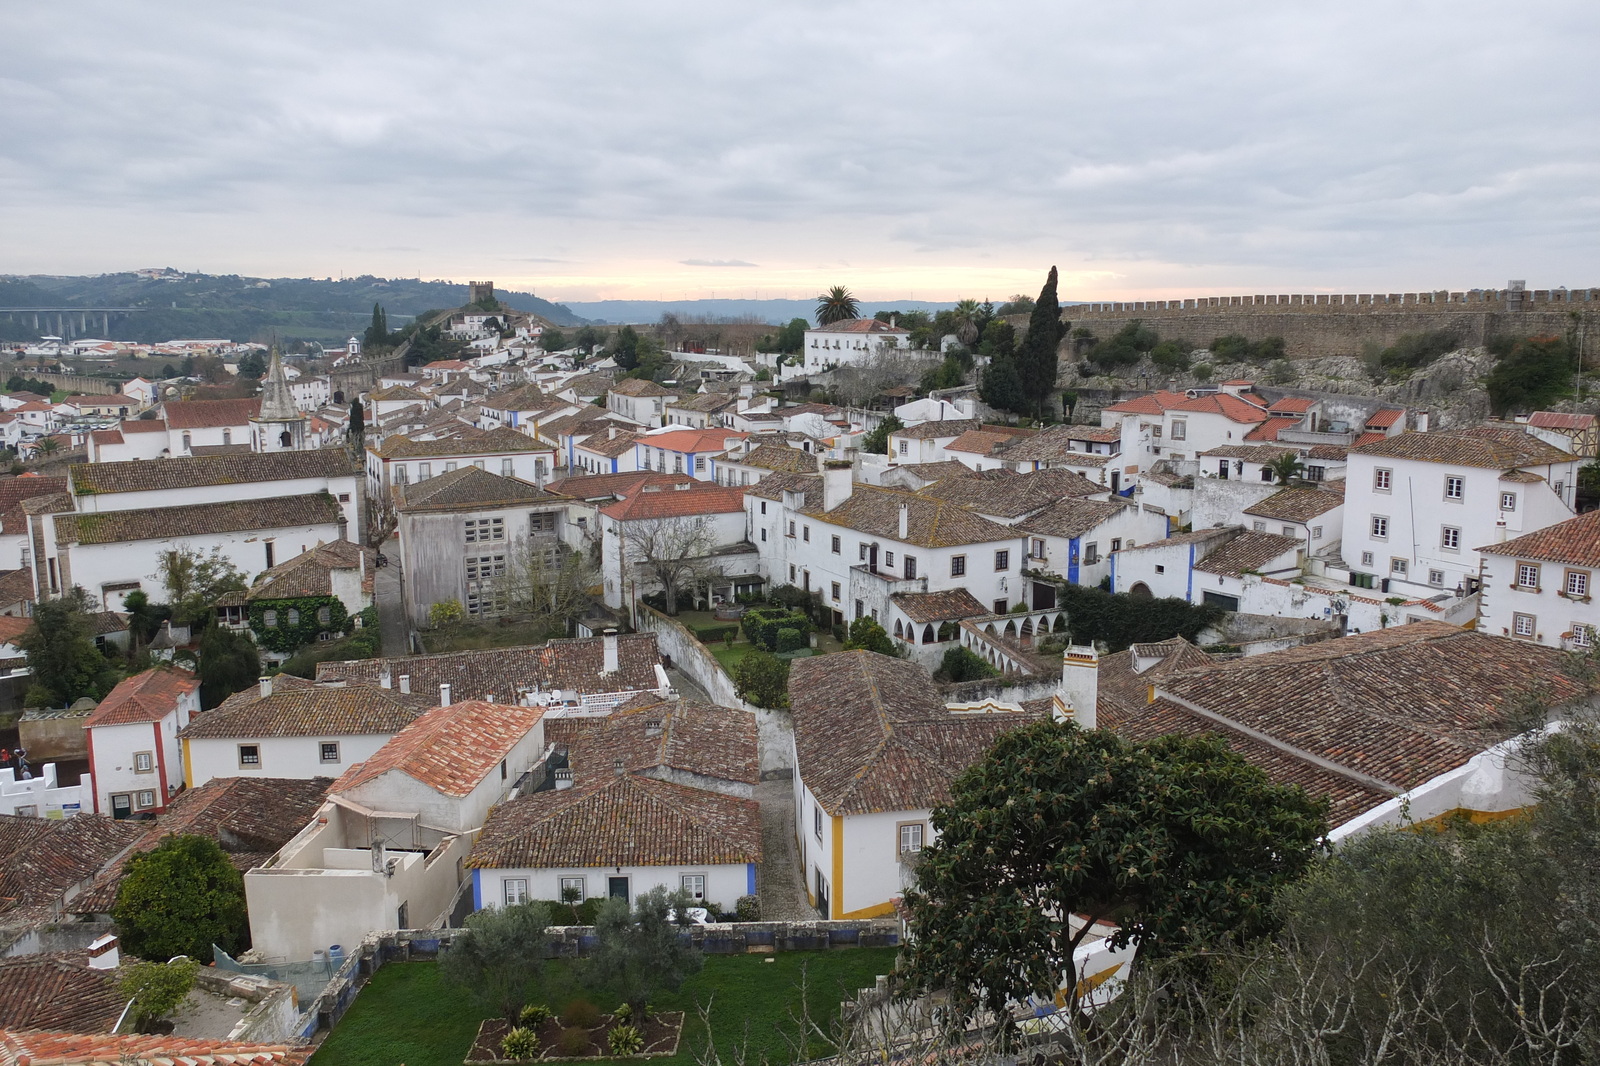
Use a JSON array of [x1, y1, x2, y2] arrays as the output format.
[[467, 1013, 684, 1062]]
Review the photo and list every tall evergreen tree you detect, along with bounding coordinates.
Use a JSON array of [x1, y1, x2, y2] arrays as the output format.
[[364, 303, 389, 349], [979, 354, 1026, 416], [197, 620, 260, 709], [1013, 266, 1063, 418], [348, 398, 365, 445]]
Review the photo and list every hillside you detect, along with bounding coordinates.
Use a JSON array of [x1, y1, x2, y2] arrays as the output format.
[[0, 272, 586, 344]]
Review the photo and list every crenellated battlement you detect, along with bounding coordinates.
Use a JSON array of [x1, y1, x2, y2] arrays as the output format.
[[1069, 285, 1600, 317]]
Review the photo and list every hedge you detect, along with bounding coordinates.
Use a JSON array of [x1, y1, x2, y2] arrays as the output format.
[[741, 607, 810, 651], [775, 627, 807, 653], [1054, 583, 1222, 653], [694, 624, 738, 644]]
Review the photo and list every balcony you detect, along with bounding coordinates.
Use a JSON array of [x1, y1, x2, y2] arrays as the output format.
[[849, 564, 927, 596]]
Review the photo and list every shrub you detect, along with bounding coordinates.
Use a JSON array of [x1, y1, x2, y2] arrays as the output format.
[[843, 616, 896, 655], [1486, 334, 1573, 414], [1378, 329, 1458, 374], [694, 624, 737, 644], [500, 1027, 540, 1060], [775, 627, 806, 653], [561, 998, 602, 1028], [936, 647, 1000, 683], [734, 648, 789, 707], [735, 894, 761, 921], [741, 607, 810, 651], [120, 958, 199, 1031], [608, 1024, 645, 1055], [519, 1004, 552, 1027], [1267, 358, 1295, 385], [1209, 334, 1254, 363], [556, 1026, 591, 1056], [613, 1002, 632, 1022], [428, 599, 464, 628], [1193, 362, 1213, 382], [1150, 339, 1191, 371], [1054, 583, 1223, 653]]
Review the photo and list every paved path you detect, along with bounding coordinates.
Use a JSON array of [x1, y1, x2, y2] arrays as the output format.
[[756, 774, 816, 921], [372, 538, 410, 657]]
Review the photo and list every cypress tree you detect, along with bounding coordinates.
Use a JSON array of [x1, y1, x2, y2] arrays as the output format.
[[979, 354, 1026, 416], [1014, 267, 1063, 418], [348, 398, 365, 444]]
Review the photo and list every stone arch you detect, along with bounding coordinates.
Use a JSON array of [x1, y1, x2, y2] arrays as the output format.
[[1004, 620, 1018, 639], [893, 619, 904, 638], [985, 623, 998, 636], [1129, 582, 1153, 599], [1019, 619, 1034, 645], [922, 624, 936, 644], [1053, 614, 1069, 633]]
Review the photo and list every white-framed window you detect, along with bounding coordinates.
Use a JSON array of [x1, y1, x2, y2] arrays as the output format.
[[898, 822, 924, 854], [504, 878, 529, 905], [995, 549, 1010, 571], [1566, 570, 1589, 598], [1445, 476, 1464, 500], [445, 461, 458, 472], [263, 609, 279, 627], [1441, 526, 1461, 550], [419, 462, 432, 479], [1501, 492, 1517, 511], [1374, 468, 1392, 491], [1305, 466, 1326, 482], [320, 741, 341, 763], [1517, 563, 1541, 589], [884, 550, 895, 568], [136, 790, 156, 809], [1311, 526, 1323, 540], [1260, 468, 1275, 482], [559, 876, 586, 900], [1513, 612, 1536, 638], [238, 744, 260, 767], [318, 605, 332, 625], [1429, 569, 1445, 587], [950, 555, 966, 577], [1572, 623, 1593, 648], [1252, 520, 1266, 531], [1361, 551, 1374, 566], [1391, 558, 1408, 575], [813, 802, 823, 840], [1031, 538, 1046, 559], [1371, 516, 1389, 539], [904, 555, 918, 579], [681, 874, 706, 901], [287, 608, 300, 626], [1282, 526, 1295, 537], [1170, 420, 1187, 441], [133, 752, 154, 774]]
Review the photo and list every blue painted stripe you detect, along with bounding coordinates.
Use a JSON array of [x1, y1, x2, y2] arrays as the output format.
[[747, 863, 757, 896], [1067, 536, 1081, 586], [472, 869, 482, 912], [1186, 544, 1195, 602]]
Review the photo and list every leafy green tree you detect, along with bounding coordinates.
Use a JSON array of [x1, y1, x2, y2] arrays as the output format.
[[1149, 338, 1191, 371], [160, 547, 247, 629], [935, 646, 998, 682], [919, 356, 965, 394], [977, 318, 1015, 360], [538, 328, 567, 353], [1266, 451, 1305, 484], [844, 617, 897, 655], [1486, 334, 1573, 414], [733, 648, 789, 708], [113, 835, 249, 962], [902, 721, 1328, 1023], [17, 588, 120, 706], [997, 293, 1035, 316], [815, 285, 860, 326], [197, 620, 260, 709], [609, 325, 643, 370], [120, 958, 200, 1031], [571, 325, 605, 354], [585, 888, 703, 1017], [440, 900, 552, 1023], [978, 353, 1026, 415], [858, 414, 903, 455], [236, 352, 267, 379], [1012, 267, 1063, 418]]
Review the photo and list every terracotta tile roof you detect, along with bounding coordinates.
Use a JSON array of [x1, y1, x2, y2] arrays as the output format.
[[544, 471, 690, 500], [55, 493, 342, 547], [0, 571, 31, 609], [1308, 443, 1349, 460], [317, 632, 664, 702], [890, 588, 989, 624], [1170, 392, 1269, 422], [160, 397, 261, 429], [1499, 469, 1545, 484], [1242, 487, 1344, 524], [599, 483, 746, 520], [1198, 443, 1297, 461], [117, 419, 167, 434], [376, 426, 551, 458], [0, 815, 144, 916], [1353, 425, 1575, 467], [69, 776, 333, 916], [803, 485, 1016, 547], [557, 372, 616, 397], [995, 426, 1110, 465], [0, 955, 124, 1034], [1102, 390, 1193, 416], [87, 430, 120, 447], [68, 451, 356, 496], [789, 651, 1043, 815], [1527, 411, 1595, 431], [84, 665, 197, 727], [892, 418, 982, 440], [248, 540, 366, 599], [736, 442, 818, 474], [368, 385, 430, 402], [481, 384, 550, 411], [643, 428, 747, 453], [0, 477, 70, 533], [398, 466, 555, 512], [945, 429, 1014, 457], [0, 618, 26, 646], [1478, 508, 1600, 565], [747, 472, 821, 502], [574, 429, 642, 458], [1352, 431, 1387, 448], [0, 1029, 311, 1066], [919, 468, 1103, 518], [1244, 417, 1303, 441], [180, 680, 430, 739], [1094, 636, 1216, 725], [1266, 396, 1315, 414], [1017, 498, 1127, 539], [1195, 530, 1300, 576], [888, 460, 972, 482], [331, 700, 546, 798], [562, 698, 759, 785], [811, 319, 908, 334], [609, 378, 679, 398], [667, 392, 735, 414], [1364, 408, 1405, 428]]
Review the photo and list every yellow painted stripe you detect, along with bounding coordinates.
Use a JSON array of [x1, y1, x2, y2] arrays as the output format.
[[1053, 963, 1125, 1007], [838, 900, 898, 920], [182, 738, 193, 790], [830, 814, 844, 920]]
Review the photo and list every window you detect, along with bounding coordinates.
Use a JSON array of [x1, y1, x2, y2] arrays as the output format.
[[1282, 526, 1295, 537], [831, 581, 841, 601], [1311, 526, 1323, 540], [1305, 465, 1326, 482], [182, 432, 192, 452], [884, 551, 895, 568], [1566, 571, 1589, 598], [950, 555, 966, 577], [994, 549, 1010, 571], [681, 874, 706, 900], [419, 462, 432, 478], [133, 752, 154, 774], [1572, 623, 1593, 648], [1361, 551, 1374, 566], [1391, 558, 1408, 575], [263, 609, 279, 628], [287, 608, 300, 626], [504, 878, 529, 905], [502, 458, 514, 476], [464, 517, 505, 543], [802, 525, 809, 542], [813, 803, 823, 840], [897, 440, 908, 456], [528, 512, 556, 533], [320, 742, 341, 763], [465, 553, 509, 616], [760, 528, 767, 542], [831, 535, 841, 554], [993, 599, 1008, 614], [1031, 538, 1046, 560], [1429, 569, 1445, 587], [1374, 468, 1392, 491], [858, 543, 869, 562], [787, 521, 795, 538], [1513, 612, 1536, 638], [898, 822, 925, 854], [1371, 516, 1389, 539], [222, 428, 231, 445], [1445, 476, 1464, 501], [1252, 520, 1266, 531], [1154, 565, 1165, 574], [559, 876, 586, 900], [1167, 419, 1188, 441], [317, 605, 332, 625], [136, 790, 156, 809], [238, 744, 260, 767], [789, 564, 796, 580], [1260, 467, 1275, 482], [1441, 526, 1461, 550], [444, 461, 457, 472], [1110, 538, 1122, 553], [1084, 543, 1100, 565], [1501, 492, 1517, 511], [1517, 563, 1541, 589], [759, 501, 767, 515], [264, 541, 275, 568], [673, 454, 683, 473]]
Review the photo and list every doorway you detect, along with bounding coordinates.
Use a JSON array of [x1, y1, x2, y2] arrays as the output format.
[[608, 876, 630, 903], [110, 794, 132, 819]]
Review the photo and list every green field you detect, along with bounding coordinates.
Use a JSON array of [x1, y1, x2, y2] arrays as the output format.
[[311, 950, 899, 1066]]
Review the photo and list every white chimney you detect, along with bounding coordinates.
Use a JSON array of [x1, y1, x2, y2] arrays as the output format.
[[440, 683, 452, 706], [602, 628, 619, 674], [898, 504, 909, 541], [1054, 645, 1100, 730], [1416, 411, 1430, 433], [399, 674, 411, 694], [86, 934, 119, 970], [554, 768, 574, 790], [379, 668, 392, 690], [258, 676, 273, 699], [822, 460, 853, 512]]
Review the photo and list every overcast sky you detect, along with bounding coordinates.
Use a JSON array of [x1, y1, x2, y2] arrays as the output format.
[[3, 0, 1596, 303]]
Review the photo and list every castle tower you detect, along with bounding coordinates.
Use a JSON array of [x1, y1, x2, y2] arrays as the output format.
[[251, 346, 307, 452], [469, 280, 495, 306]]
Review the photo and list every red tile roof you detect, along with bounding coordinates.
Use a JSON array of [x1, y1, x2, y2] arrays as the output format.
[[0, 619, 26, 646], [160, 397, 261, 429], [331, 700, 546, 798], [1364, 408, 1405, 428], [599, 483, 746, 520], [84, 666, 197, 727], [1266, 397, 1314, 414], [1478, 508, 1600, 566], [640, 428, 747, 454], [0, 954, 124, 1033], [544, 470, 692, 499], [1353, 425, 1575, 467], [811, 318, 909, 334], [1527, 411, 1596, 431], [1101, 391, 1192, 416], [0, 1029, 310, 1066], [1244, 417, 1303, 441]]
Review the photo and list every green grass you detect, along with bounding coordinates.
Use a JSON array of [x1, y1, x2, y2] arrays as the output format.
[[421, 620, 564, 653], [311, 950, 899, 1066]]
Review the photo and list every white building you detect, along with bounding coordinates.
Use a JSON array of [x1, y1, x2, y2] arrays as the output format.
[[366, 427, 555, 497], [1477, 509, 1600, 649], [84, 666, 199, 818], [1343, 426, 1579, 597], [802, 319, 911, 372], [1016, 497, 1171, 593], [599, 481, 753, 610], [605, 378, 680, 428]]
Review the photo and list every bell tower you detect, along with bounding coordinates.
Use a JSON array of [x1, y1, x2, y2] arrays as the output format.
[[250, 346, 308, 452]]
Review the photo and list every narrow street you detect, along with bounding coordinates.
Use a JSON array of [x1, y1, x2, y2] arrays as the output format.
[[756, 774, 815, 921], [372, 538, 410, 657]]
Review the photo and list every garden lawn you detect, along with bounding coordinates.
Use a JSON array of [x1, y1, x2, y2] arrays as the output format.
[[311, 949, 899, 1066], [421, 620, 563, 653]]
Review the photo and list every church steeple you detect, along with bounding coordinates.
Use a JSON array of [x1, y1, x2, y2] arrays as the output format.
[[251, 345, 308, 452]]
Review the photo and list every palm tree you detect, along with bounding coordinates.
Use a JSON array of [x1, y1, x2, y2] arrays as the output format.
[[950, 299, 982, 347], [815, 286, 860, 326], [1267, 452, 1305, 485]]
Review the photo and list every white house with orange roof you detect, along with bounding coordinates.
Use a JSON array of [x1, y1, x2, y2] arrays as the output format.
[[599, 481, 752, 610], [84, 665, 199, 819], [632, 426, 748, 482], [244, 698, 547, 960], [1477, 508, 1600, 649], [802, 318, 911, 371], [1100, 382, 1271, 473]]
